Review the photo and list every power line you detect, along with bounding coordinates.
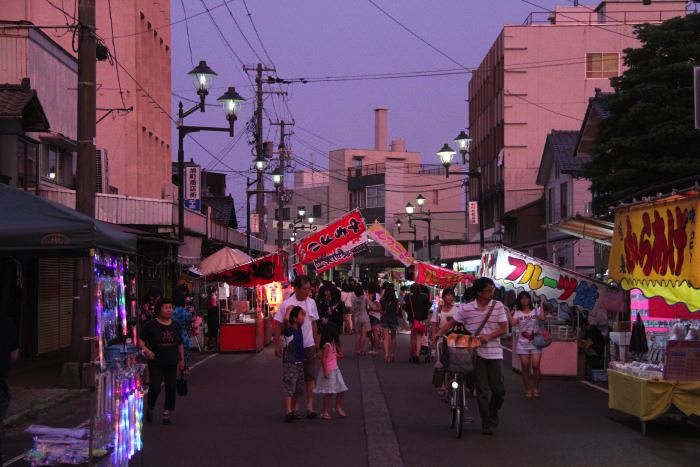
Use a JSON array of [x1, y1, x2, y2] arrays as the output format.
[[106, 0, 237, 40], [180, 0, 195, 66], [222, 0, 265, 64], [504, 92, 583, 122], [242, 0, 275, 66], [366, 0, 468, 70], [106, 0, 127, 108]]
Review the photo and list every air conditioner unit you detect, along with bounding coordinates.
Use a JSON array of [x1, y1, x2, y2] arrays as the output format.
[[96, 149, 109, 193]]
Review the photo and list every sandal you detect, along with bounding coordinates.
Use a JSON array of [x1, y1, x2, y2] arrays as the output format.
[[335, 408, 347, 418], [526, 389, 533, 398], [320, 413, 332, 420], [533, 389, 541, 398], [293, 410, 303, 419]]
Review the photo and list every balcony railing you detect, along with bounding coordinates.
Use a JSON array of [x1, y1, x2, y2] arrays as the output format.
[[522, 9, 687, 26], [347, 163, 449, 178]]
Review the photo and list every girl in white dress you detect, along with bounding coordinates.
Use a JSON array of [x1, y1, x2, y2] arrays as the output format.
[[506, 292, 545, 398]]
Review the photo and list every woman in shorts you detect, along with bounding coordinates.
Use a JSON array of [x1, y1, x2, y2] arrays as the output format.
[[506, 291, 545, 398], [379, 283, 400, 363], [352, 285, 372, 356]]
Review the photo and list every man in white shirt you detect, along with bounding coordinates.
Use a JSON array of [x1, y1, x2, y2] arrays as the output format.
[[274, 275, 320, 418], [452, 277, 508, 435]]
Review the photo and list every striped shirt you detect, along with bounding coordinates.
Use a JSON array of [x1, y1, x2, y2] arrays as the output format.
[[454, 300, 508, 360]]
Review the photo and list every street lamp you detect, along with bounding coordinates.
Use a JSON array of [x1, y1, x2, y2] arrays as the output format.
[[405, 202, 415, 215], [177, 61, 243, 248], [298, 206, 306, 218], [454, 130, 472, 164], [272, 167, 284, 188], [437, 139, 485, 249], [308, 216, 314, 224], [415, 194, 426, 208], [253, 154, 267, 172], [437, 143, 457, 167]]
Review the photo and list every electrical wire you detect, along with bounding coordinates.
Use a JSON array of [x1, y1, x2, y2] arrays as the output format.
[[222, 0, 265, 64], [366, 0, 468, 70], [504, 92, 583, 122], [106, 0, 127, 108], [180, 0, 195, 66], [242, 0, 276, 66]]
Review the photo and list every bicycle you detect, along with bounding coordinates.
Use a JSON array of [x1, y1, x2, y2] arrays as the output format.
[[448, 371, 468, 438]]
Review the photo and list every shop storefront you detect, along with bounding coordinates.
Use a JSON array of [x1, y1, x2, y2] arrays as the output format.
[[605, 190, 700, 433]]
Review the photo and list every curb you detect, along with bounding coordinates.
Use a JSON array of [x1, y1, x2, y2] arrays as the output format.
[[3, 389, 89, 428]]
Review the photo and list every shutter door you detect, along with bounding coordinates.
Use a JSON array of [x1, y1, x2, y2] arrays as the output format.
[[37, 258, 75, 354], [58, 259, 74, 348], [38, 259, 60, 354]]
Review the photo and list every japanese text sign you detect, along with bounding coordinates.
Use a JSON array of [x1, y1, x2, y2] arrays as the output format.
[[208, 252, 288, 287], [415, 262, 470, 288], [481, 246, 624, 317], [609, 195, 699, 311], [295, 210, 367, 265], [184, 166, 200, 210], [367, 221, 415, 266], [312, 236, 369, 273]]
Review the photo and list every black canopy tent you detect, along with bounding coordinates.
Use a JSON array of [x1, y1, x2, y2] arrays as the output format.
[[0, 183, 136, 255]]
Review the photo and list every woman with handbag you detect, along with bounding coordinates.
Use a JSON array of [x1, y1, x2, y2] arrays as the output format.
[[380, 283, 400, 363], [405, 283, 431, 364], [506, 292, 545, 398]]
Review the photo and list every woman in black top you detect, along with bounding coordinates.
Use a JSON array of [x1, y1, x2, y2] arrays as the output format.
[[380, 283, 400, 364], [140, 298, 184, 424], [404, 283, 431, 364]]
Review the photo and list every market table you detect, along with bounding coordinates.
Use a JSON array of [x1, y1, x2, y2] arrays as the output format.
[[607, 369, 700, 434]]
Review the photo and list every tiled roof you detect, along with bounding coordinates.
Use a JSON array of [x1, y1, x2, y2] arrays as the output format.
[[203, 196, 238, 229], [0, 81, 50, 132], [548, 130, 590, 173]]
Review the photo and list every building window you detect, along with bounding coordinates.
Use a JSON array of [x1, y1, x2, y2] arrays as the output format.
[[349, 189, 365, 209], [432, 189, 439, 205], [548, 187, 555, 222], [312, 204, 322, 218], [353, 157, 363, 177], [282, 208, 290, 221], [560, 182, 568, 219], [586, 53, 618, 79], [366, 185, 385, 208], [16, 139, 37, 189]]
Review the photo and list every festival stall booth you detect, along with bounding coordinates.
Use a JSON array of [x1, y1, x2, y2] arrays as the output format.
[[604, 191, 700, 433], [0, 185, 142, 465], [480, 245, 626, 378], [206, 252, 288, 352]]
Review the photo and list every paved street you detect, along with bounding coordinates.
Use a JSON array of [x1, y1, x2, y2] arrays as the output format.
[[124, 335, 698, 467]]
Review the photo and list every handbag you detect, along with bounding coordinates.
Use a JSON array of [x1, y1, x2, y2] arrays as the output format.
[[533, 321, 553, 349], [176, 375, 188, 397], [408, 296, 428, 333], [446, 301, 496, 374]]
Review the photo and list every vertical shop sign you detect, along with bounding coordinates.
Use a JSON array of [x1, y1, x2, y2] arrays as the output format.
[[184, 166, 201, 210], [468, 201, 479, 225]]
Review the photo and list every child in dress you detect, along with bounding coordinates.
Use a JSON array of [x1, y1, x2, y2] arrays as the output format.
[[282, 306, 307, 422], [314, 322, 348, 419]]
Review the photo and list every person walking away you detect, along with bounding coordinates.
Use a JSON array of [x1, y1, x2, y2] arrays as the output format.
[[282, 306, 307, 422], [405, 283, 431, 363], [314, 322, 348, 419], [450, 278, 507, 435], [352, 285, 372, 355], [340, 282, 355, 334], [366, 283, 382, 355], [506, 292, 545, 398], [1, 314, 19, 464], [172, 284, 193, 368], [140, 299, 185, 424], [273, 275, 320, 419], [206, 287, 219, 352], [380, 284, 400, 363]]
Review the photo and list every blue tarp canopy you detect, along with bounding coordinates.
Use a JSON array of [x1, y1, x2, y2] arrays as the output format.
[[0, 184, 136, 255]]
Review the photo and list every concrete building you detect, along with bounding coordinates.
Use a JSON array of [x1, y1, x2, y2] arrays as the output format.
[[2, 0, 173, 199], [328, 108, 466, 269], [467, 0, 686, 242], [267, 170, 330, 248]]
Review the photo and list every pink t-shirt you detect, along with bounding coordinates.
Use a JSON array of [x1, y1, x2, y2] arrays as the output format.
[[324, 342, 339, 371]]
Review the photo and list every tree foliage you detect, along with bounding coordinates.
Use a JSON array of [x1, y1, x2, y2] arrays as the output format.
[[581, 13, 700, 213]]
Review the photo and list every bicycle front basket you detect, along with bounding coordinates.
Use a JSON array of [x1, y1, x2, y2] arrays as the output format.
[[447, 347, 476, 373]]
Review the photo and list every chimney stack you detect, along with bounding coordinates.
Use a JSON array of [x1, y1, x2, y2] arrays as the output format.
[[374, 108, 388, 151]]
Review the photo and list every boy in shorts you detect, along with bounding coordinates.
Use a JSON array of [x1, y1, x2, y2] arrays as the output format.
[[282, 306, 306, 422]]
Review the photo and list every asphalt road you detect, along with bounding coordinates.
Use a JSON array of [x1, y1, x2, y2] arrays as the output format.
[[4, 336, 699, 466]]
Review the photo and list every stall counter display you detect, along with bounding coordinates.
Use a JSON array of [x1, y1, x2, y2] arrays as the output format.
[[219, 301, 265, 352], [512, 339, 579, 377], [607, 368, 700, 435]]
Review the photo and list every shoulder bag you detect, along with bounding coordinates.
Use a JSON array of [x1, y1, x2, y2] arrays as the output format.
[[408, 296, 428, 334], [445, 301, 496, 374], [533, 319, 553, 349]]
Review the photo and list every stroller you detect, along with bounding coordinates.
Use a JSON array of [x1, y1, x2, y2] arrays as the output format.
[[420, 324, 433, 363]]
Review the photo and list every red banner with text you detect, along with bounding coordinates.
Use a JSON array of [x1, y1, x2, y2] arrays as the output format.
[[415, 262, 474, 288], [295, 210, 367, 265], [208, 252, 288, 287]]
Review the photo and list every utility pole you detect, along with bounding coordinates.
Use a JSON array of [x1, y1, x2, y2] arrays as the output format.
[[72, 0, 97, 365], [276, 121, 287, 250], [244, 63, 279, 247]]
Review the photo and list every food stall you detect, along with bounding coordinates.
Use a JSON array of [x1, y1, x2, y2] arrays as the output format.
[[207, 252, 288, 352], [480, 246, 626, 377], [605, 190, 700, 433]]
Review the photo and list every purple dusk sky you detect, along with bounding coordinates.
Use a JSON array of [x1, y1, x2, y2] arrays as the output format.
[[170, 0, 563, 220]]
